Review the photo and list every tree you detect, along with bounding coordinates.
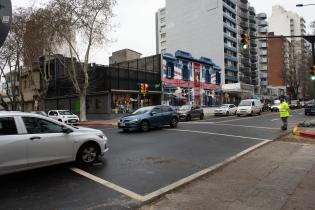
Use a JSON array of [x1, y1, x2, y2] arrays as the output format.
[[48, 0, 116, 121]]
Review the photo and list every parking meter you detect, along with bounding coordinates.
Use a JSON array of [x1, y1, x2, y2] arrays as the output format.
[[0, 0, 12, 48]]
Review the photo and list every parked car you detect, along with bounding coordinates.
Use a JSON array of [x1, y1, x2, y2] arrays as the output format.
[[177, 105, 204, 121], [305, 103, 315, 115], [289, 100, 300, 109], [0, 112, 109, 176], [48, 110, 79, 126], [214, 104, 237, 116], [236, 99, 262, 116], [118, 105, 179, 132], [270, 100, 281, 112], [31, 111, 48, 117]]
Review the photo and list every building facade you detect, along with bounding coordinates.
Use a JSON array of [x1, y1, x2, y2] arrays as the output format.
[[156, 8, 167, 54], [162, 51, 221, 106], [256, 13, 269, 97], [268, 5, 310, 99]]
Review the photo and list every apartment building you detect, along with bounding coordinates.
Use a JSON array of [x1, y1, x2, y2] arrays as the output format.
[[268, 5, 309, 99], [156, 8, 167, 54], [256, 13, 268, 96]]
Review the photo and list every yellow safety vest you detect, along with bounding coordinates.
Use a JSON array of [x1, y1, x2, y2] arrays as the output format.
[[279, 102, 290, 118]]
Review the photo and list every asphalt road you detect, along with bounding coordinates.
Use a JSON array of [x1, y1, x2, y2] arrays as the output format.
[[0, 109, 309, 210]]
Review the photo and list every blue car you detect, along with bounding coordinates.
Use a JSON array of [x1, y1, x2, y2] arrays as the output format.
[[118, 105, 179, 132]]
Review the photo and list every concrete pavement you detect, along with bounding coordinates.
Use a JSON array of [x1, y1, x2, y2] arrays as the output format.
[[139, 136, 315, 210]]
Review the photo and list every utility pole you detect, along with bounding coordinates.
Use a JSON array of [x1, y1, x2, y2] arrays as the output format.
[[0, 0, 12, 48]]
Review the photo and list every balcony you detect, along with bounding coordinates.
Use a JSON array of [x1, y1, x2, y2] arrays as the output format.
[[258, 20, 268, 27], [238, 20, 249, 29], [224, 33, 237, 43], [251, 63, 258, 70], [259, 43, 267, 48], [251, 55, 258, 62], [259, 50, 267, 56], [225, 54, 238, 63], [261, 81, 268, 86], [250, 48, 258, 55], [225, 65, 238, 72], [238, 10, 248, 19], [258, 28, 267, 34], [223, 0, 236, 12], [225, 75, 239, 82], [260, 73, 267, 79], [224, 13, 236, 24], [224, 23, 237, 33], [249, 23, 256, 30], [259, 65, 268, 71], [224, 44, 237, 53], [238, 2, 248, 11], [260, 58, 268, 63], [257, 13, 267, 19]]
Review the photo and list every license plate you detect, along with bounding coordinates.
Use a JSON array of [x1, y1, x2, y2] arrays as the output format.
[[70, 119, 77, 123]]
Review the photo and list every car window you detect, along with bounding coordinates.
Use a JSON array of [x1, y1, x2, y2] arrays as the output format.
[[58, 111, 73, 115], [229, 105, 234, 108], [162, 106, 173, 112], [152, 107, 162, 113], [49, 111, 57, 116], [0, 117, 18, 135], [22, 117, 63, 134]]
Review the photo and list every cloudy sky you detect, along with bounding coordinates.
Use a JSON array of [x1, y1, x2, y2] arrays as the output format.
[[11, 0, 315, 65]]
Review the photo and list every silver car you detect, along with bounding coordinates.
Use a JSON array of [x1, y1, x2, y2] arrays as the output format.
[[214, 104, 237, 116], [0, 112, 109, 176]]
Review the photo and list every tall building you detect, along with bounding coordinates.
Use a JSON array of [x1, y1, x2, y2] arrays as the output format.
[[268, 5, 309, 99], [155, 8, 167, 54], [155, 0, 261, 102], [267, 32, 291, 97], [256, 13, 268, 96]]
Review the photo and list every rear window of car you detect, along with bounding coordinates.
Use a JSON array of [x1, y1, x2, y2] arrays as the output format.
[[0, 117, 18, 135]]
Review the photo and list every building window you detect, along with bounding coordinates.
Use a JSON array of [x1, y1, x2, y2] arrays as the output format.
[[160, 17, 166, 23], [182, 62, 189, 81], [166, 61, 174, 79], [161, 33, 166, 39], [205, 69, 211, 84]]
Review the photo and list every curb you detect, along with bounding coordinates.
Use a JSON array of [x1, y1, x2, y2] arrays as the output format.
[[292, 127, 315, 139]]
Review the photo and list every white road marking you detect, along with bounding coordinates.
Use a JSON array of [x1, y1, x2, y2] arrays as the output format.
[[180, 122, 278, 130], [271, 118, 279, 121], [70, 168, 146, 202], [171, 129, 272, 142]]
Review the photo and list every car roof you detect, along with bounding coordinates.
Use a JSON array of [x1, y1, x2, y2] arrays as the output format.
[[0, 111, 44, 117]]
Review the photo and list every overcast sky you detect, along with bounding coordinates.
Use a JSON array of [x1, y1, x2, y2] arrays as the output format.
[[11, 0, 315, 65]]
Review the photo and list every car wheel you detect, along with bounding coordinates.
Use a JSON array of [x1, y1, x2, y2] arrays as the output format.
[[258, 111, 261, 115], [226, 111, 229, 116], [170, 117, 178, 128], [234, 111, 237, 115], [237, 114, 241, 117], [76, 143, 99, 165], [141, 120, 150, 132], [200, 113, 204, 120], [186, 115, 191, 121], [250, 111, 254, 116]]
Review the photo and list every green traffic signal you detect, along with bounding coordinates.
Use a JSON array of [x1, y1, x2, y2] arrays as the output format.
[[240, 32, 249, 49]]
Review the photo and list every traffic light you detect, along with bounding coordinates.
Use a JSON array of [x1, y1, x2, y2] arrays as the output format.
[[310, 65, 315, 81], [140, 83, 145, 94], [144, 83, 149, 95], [240, 32, 249, 49]]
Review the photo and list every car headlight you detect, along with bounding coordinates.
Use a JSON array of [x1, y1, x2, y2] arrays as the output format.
[[129, 118, 139, 123]]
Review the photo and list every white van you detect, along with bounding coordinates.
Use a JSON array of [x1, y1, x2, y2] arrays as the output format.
[[237, 99, 262, 116]]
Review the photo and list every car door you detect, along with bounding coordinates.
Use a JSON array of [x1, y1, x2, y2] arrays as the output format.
[[150, 107, 164, 126], [229, 105, 236, 114], [161, 106, 173, 125], [0, 117, 28, 175], [22, 117, 74, 168]]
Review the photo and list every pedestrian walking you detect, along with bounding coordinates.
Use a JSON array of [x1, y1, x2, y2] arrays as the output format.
[[279, 96, 290, 130]]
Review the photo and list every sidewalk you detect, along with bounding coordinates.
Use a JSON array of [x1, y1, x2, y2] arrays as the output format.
[[139, 135, 315, 210]]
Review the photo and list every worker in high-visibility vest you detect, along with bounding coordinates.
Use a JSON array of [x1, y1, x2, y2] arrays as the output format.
[[279, 96, 290, 130]]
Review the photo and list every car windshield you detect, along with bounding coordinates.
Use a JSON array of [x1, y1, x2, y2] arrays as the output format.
[[220, 105, 229, 109], [58, 111, 73, 115], [132, 107, 152, 115], [239, 101, 252, 106], [179, 105, 191, 111]]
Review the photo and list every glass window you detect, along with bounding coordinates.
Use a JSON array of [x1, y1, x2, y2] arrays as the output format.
[[152, 107, 162, 113], [58, 111, 72, 115], [162, 106, 173, 112], [23, 117, 63, 134], [0, 117, 18, 135], [49, 111, 58, 116]]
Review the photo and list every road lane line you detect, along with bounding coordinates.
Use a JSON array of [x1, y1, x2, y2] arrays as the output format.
[[171, 129, 272, 141], [271, 118, 279, 121], [180, 122, 278, 130], [142, 140, 271, 201], [70, 168, 145, 202]]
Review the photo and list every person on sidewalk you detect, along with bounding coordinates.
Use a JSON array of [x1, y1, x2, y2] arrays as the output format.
[[279, 96, 290, 130]]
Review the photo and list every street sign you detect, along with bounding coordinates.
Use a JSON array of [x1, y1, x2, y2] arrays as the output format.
[[0, 0, 12, 48]]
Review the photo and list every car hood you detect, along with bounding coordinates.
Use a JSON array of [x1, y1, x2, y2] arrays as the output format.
[[73, 126, 103, 134], [120, 114, 144, 121]]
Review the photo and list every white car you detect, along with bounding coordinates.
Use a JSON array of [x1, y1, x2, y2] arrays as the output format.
[[237, 99, 262, 116], [0, 112, 109, 176], [48, 110, 80, 126], [214, 104, 237, 116]]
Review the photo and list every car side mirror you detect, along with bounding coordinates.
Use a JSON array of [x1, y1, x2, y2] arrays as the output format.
[[62, 126, 73, 134], [151, 111, 157, 116]]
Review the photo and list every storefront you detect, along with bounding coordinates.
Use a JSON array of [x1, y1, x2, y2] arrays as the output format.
[[162, 51, 221, 107]]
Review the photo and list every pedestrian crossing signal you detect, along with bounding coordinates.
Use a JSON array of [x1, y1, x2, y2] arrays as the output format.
[[310, 66, 315, 81]]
